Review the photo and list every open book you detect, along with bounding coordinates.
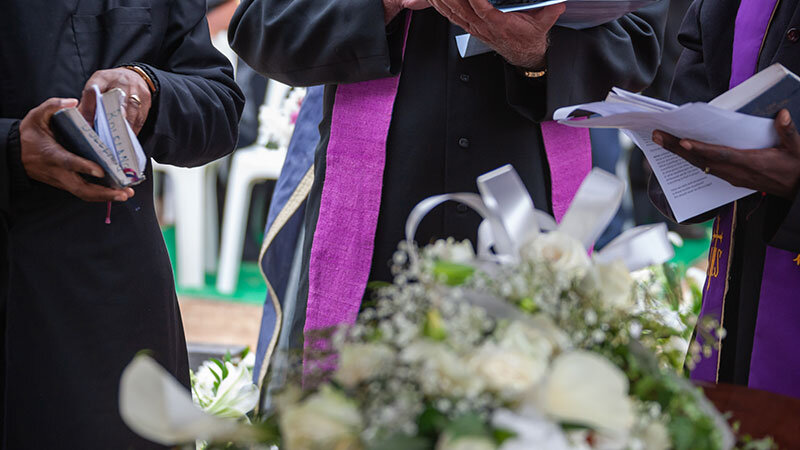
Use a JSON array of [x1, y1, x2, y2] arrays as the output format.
[[457, 0, 661, 57], [51, 86, 147, 188], [554, 63, 800, 222]]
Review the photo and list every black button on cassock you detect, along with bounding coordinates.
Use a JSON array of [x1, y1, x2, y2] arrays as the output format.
[[788, 27, 800, 43], [460, 73, 470, 82], [458, 137, 470, 148]]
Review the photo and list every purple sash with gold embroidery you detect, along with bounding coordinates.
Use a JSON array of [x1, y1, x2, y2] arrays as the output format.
[[692, 0, 800, 398], [304, 14, 591, 362]]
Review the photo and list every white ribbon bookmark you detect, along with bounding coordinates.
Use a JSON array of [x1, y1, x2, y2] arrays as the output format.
[[406, 164, 674, 271]]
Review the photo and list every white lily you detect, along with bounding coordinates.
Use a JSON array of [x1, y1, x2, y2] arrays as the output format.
[[120, 355, 259, 445]]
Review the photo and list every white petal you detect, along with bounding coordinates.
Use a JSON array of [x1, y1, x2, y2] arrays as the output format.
[[119, 355, 248, 445]]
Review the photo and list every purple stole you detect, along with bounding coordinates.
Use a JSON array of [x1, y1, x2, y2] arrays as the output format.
[[692, 0, 800, 398], [303, 14, 591, 361]]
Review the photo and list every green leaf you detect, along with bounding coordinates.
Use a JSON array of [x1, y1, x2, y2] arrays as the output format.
[[423, 309, 447, 341], [492, 428, 517, 445], [445, 414, 490, 440], [417, 406, 449, 437], [368, 434, 433, 450], [367, 280, 392, 291], [211, 358, 229, 380], [432, 261, 475, 286]]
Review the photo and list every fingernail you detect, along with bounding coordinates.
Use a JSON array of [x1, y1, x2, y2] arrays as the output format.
[[652, 133, 663, 146], [92, 170, 103, 178], [115, 195, 127, 202], [680, 140, 692, 150], [782, 110, 792, 126]]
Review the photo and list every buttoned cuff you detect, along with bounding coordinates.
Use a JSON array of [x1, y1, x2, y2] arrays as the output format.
[[7, 121, 30, 192]]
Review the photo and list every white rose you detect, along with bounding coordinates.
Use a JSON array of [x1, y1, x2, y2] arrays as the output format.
[[470, 344, 548, 399], [437, 434, 497, 450], [522, 232, 590, 275], [401, 341, 484, 397], [499, 322, 554, 358], [525, 314, 572, 352], [639, 420, 670, 450], [534, 351, 635, 435], [592, 260, 635, 310], [334, 343, 395, 389], [492, 407, 572, 450], [426, 239, 476, 264], [279, 385, 363, 450]]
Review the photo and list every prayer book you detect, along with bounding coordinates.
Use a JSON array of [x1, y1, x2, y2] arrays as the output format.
[[489, 0, 660, 28], [51, 86, 146, 188], [457, 0, 661, 57], [553, 63, 799, 222]]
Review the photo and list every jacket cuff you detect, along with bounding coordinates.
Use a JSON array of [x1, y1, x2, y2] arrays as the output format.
[[7, 121, 30, 192], [504, 60, 548, 123], [764, 193, 800, 252]]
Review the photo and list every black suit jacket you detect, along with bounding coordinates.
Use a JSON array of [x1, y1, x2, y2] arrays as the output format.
[[0, 1, 243, 448]]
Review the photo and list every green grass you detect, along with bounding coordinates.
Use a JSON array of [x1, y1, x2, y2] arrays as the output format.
[[162, 227, 267, 305]]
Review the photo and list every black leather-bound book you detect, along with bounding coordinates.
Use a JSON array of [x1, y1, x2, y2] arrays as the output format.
[[50, 108, 130, 188]]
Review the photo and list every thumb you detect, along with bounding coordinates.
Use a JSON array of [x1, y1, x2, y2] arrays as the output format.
[[536, 3, 566, 28], [776, 109, 800, 155], [37, 98, 79, 122]]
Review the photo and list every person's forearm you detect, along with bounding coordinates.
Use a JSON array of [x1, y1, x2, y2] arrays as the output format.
[[229, 0, 399, 86]]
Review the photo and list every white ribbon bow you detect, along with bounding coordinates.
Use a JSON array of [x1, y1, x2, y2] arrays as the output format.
[[406, 165, 674, 271]]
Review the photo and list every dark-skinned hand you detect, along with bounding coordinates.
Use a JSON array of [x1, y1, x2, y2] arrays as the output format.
[[427, 0, 565, 68], [78, 68, 152, 135], [652, 109, 800, 200], [19, 98, 135, 202], [383, 0, 431, 24]]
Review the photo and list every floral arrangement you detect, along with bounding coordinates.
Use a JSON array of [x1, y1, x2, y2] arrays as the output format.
[[257, 86, 306, 150], [119, 166, 770, 450]]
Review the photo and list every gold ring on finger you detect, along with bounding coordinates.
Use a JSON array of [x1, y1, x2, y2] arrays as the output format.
[[704, 167, 711, 174], [129, 94, 142, 108]]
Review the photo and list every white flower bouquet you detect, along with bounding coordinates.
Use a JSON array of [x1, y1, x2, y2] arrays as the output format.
[[118, 166, 770, 450]]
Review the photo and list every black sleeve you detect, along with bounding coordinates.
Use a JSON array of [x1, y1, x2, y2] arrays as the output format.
[[668, 0, 714, 104], [137, 0, 244, 167], [505, 2, 669, 122], [0, 119, 30, 216], [764, 194, 800, 252], [228, 0, 405, 86]]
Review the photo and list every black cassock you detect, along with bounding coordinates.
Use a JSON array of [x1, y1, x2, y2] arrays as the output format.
[[230, 1, 667, 348], [0, 1, 243, 448], [656, 0, 800, 390]]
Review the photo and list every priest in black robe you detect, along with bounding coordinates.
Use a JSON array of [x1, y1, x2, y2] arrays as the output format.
[[651, 0, 800, 398], [0, 1, 244, 447], [229, 0, 667, 387]]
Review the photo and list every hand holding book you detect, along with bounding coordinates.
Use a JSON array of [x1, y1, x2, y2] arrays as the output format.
[[18, 98, 134, 202], [429, 0, 564, 68], [78, 68, 152, 135], [653, 109, 800, 200]]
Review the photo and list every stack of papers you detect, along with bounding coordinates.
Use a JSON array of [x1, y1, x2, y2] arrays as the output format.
[[553, 88, 779, 222]]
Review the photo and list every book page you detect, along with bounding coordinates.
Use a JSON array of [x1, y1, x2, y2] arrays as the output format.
[[556, 102, 777, 222]]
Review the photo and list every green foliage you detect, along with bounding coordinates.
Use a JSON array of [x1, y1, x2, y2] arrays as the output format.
[[432, 261, 475, 286]]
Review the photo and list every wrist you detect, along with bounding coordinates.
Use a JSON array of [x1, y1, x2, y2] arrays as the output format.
[[119, 63, 160, 99], [8, 120, 30, 192], [383, 0, 402, 24]]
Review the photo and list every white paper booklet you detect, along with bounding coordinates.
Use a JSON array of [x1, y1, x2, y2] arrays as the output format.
[[553, 88, 779, 222]]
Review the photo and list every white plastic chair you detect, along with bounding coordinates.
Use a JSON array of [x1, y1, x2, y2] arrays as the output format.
[[215, 80, 296, 294], [153, 160, 221, 289]]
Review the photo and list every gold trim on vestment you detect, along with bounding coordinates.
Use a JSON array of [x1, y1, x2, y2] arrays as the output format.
[[715, 202, 738, 382], [254, 166, 315, 406]]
